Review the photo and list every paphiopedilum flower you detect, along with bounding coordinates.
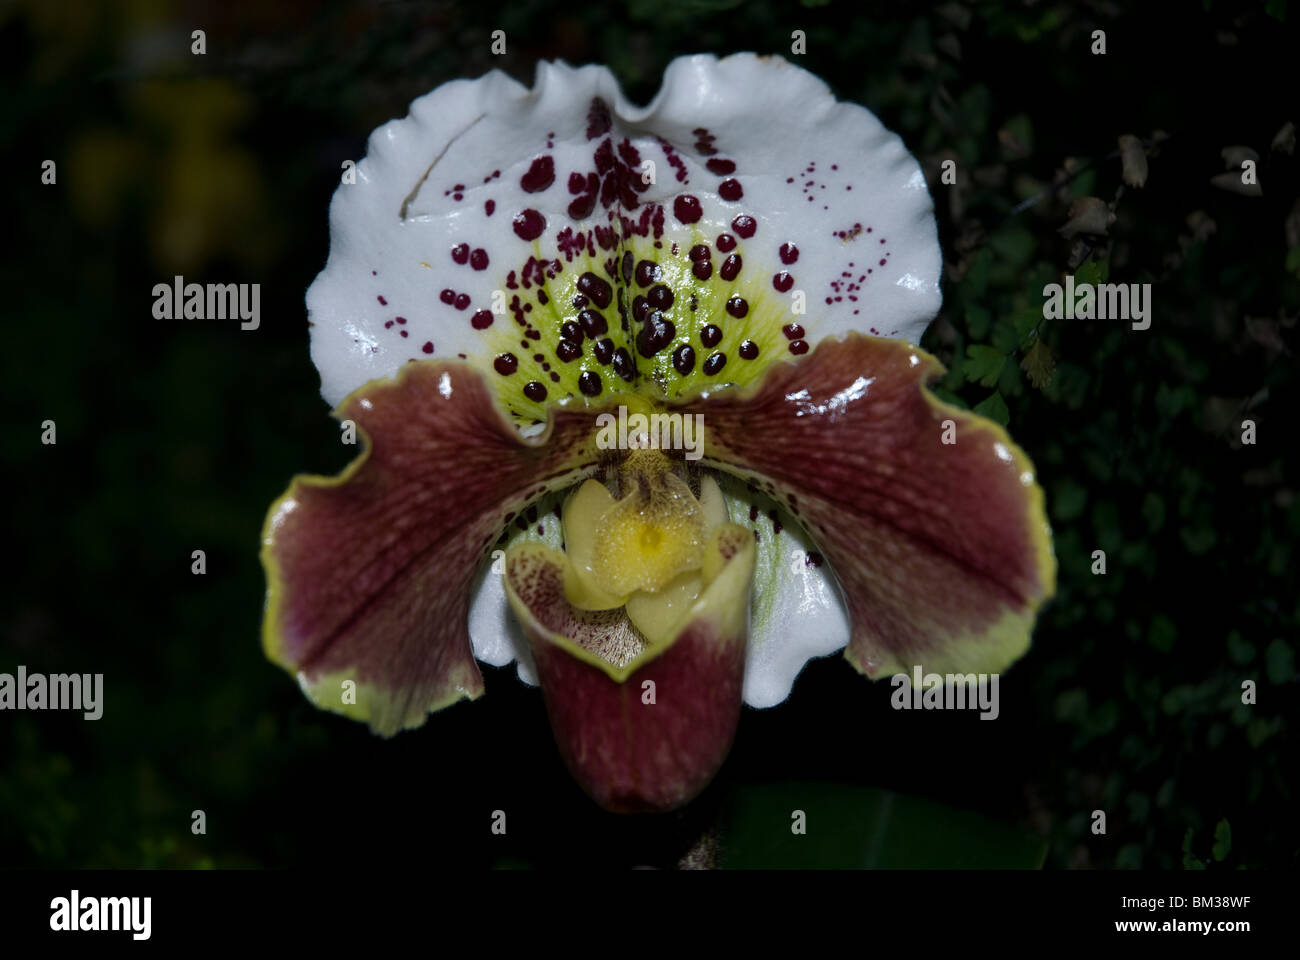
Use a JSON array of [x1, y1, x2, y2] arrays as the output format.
[[260, 54, 1056, 813]]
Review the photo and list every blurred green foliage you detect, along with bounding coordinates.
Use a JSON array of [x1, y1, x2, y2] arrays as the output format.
[[720, 783, 1047, 869]]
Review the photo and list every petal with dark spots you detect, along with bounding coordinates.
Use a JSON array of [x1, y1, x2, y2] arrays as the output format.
[[309, 54, 940, 426]]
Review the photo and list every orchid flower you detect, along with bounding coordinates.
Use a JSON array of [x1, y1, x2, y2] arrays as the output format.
[[260, 54, 1056, 813]]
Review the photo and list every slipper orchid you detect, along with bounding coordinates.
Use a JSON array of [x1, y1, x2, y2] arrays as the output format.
[[260, 54, 1056, 813]]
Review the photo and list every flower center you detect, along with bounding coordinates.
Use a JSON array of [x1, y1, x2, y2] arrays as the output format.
[[591, 449, 705, 595], [560, 447, 729, 644]]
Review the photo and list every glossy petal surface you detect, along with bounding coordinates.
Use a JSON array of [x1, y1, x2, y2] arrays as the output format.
[[261, 361, 603, 734], [714, 473, 852, 707], [308, 53, 940, 427], [684, 333, 1056, 678]]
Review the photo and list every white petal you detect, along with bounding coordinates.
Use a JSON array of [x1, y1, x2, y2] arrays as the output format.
[[307, 53, 941, 412], [468, 560, 537, 687], [467, 491, 569, 688], [644, 54, 941, 346], [715, 475, 850, 708]]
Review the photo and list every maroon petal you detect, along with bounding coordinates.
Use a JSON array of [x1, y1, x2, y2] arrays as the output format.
[[684, 332, 1056, 678], [504, 525, 755, 812], [261, 361, 600, 734]]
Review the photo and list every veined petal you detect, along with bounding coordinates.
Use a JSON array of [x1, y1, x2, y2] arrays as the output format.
[[260, 360, 604, 735], [308, 54, 940, 426], [503, 524, 756, 812], [683, 333, 1056, 681]]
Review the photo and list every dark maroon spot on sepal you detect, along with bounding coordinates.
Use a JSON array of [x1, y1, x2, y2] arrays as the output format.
[[672, 344, 696, 375], [636, 312, 675, 358], [521, 156, 555, 193], [579, 310, 608, 338], [513, 209, 546, 241], [577, 272, 612, 308], [586, 98, 612, 140], [648, 284, 674, 310], [673, 195, 703, 224], [634, 259, 661, 288], [612, 347, 635, 382]]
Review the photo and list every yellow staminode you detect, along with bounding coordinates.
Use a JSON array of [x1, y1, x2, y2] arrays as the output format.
[[625, 570, 703, 645], [592, 453, 704, 596], [560, 450, 730, 645], [562, 479, 629, 610]]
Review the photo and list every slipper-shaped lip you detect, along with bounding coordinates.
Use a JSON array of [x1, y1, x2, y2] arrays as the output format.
[[502, 525, 756, 812]]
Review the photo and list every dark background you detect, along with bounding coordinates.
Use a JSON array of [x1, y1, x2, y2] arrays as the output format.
[[2, 0, 1296, 869]]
